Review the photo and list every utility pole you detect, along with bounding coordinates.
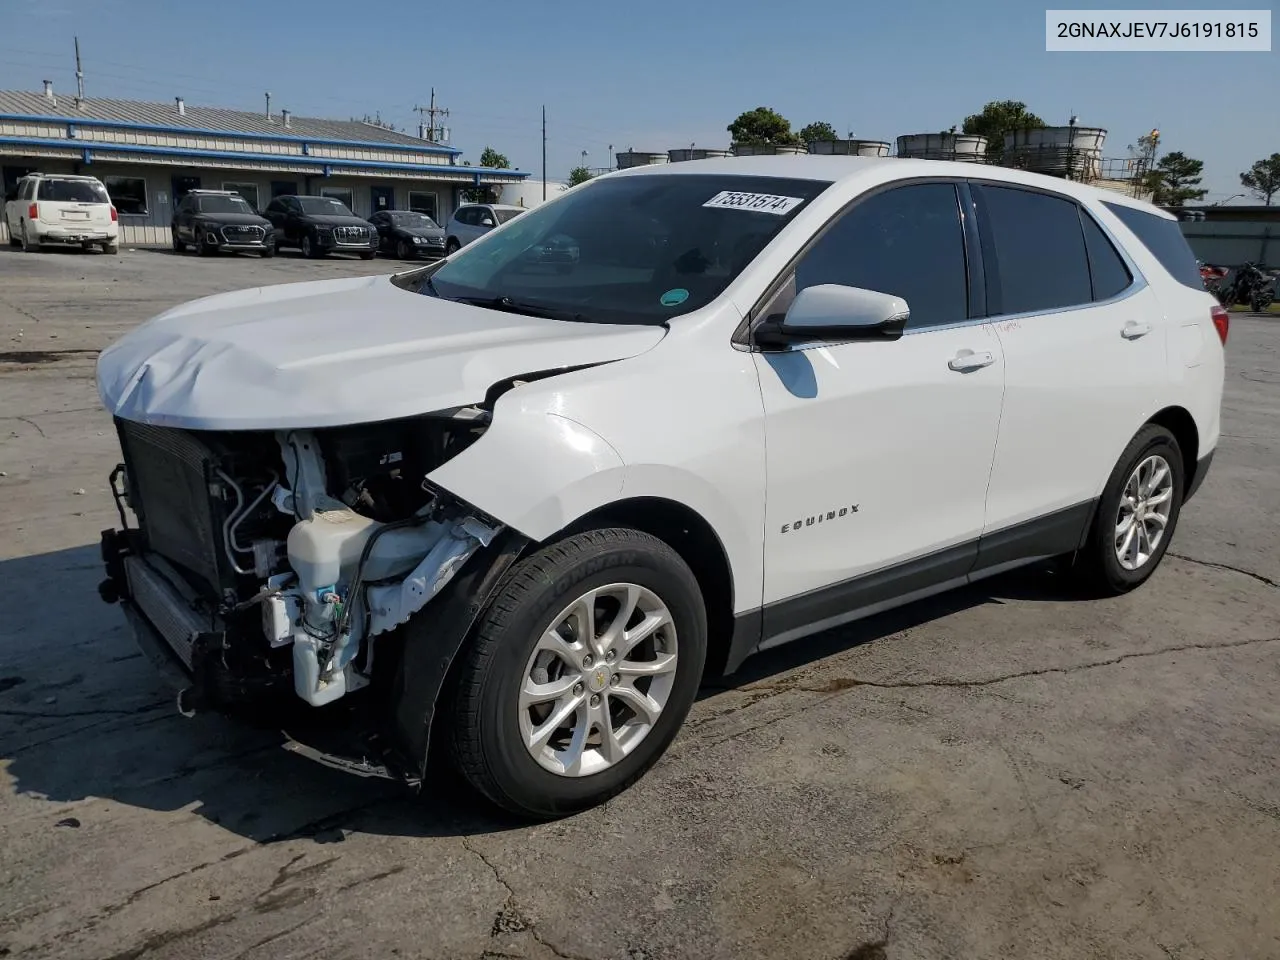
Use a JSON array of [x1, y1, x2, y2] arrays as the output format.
[[542, 105, 547, 201], [414, 88, 450, 141], [74, 36, 85, 104]]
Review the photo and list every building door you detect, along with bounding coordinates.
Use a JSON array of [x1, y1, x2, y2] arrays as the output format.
[[171, 175, 201, 203], [271, 180, 298, 199], [370, 185, 395, 215]]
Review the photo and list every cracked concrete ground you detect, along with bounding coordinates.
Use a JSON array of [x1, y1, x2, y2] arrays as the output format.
[[1, 245, 1278, 960]]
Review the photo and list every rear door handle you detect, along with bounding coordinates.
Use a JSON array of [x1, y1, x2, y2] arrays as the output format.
[[1121, 320, 1153, 339], [948, 349, 996, 372]]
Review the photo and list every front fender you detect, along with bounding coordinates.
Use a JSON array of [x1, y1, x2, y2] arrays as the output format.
[[427, 401, 626, 540]]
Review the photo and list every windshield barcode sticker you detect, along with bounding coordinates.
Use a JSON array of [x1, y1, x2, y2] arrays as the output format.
[[702, 191, 805, 215]]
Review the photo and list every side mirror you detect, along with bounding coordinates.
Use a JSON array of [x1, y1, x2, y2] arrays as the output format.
[[755, 284, 909, 349], [480, 216, 496, 228]]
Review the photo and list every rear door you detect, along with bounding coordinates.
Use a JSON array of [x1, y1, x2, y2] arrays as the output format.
[[972, 181, 1167, 560]]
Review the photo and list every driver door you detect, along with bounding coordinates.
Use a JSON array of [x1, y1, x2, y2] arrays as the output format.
[[753, 181, 1005, 643]]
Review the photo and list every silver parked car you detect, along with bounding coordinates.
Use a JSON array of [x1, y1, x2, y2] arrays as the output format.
[[444, 203, 525, 253]]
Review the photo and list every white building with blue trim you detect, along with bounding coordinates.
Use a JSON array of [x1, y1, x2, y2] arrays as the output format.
[[0, 87, 529, 245]]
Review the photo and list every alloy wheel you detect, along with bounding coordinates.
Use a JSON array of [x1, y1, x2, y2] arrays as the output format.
[[518, 583, 679, 777], [1114, 454, 1174, 570]]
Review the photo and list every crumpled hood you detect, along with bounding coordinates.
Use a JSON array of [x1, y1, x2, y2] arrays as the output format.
[[97, 274, 665, 430]]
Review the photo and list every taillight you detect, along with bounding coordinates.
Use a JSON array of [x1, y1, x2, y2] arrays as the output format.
[[110, 205, 118, 222], [27, 202, 38, 220], [1210, 304, 1229, 346]]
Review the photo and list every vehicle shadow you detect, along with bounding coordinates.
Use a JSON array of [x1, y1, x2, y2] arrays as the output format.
[[0, 543, 1075, 842]]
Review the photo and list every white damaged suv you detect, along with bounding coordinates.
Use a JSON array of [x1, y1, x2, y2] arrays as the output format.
[[96, 156, 1225, 818]]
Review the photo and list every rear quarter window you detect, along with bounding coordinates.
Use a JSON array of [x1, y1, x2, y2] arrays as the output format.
[[1101, 201, 1202, 290]]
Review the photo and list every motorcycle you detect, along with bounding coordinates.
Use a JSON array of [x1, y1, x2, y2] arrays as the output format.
[[1216, 261, 1276, 313], [1198, 260, 1228, 297]]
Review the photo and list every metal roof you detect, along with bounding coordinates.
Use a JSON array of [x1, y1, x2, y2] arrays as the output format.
[[0, 90, 453, 151]]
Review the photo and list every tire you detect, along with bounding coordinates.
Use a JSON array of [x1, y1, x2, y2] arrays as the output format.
[[103, 242, 119, 255], [171, 230, 186, 253], [197, 228, 214, 257], [1252, 292, 1272, 313], [448, 528, 707, 820], [1071, 424, 1184, 596], [260, 244, 275, 258], [360, 251, 375, 261], [302, 234, 321, 259], [20, 221, 39, 253], [444, 237, 460, 255], [396, 239, 411, 260]]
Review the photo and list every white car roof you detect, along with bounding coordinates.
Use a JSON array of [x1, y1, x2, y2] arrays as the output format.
[[605, 155, 1175, 221]]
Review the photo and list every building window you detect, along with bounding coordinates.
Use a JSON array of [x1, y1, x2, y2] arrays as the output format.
[[103, 176, 148, 215], [408, 191, 439, 221], [320, 186, 354, 211], [222, 182, 260, 212]]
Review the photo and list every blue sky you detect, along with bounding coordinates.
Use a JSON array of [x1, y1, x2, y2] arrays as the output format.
[[1, 0, 1274, 200]]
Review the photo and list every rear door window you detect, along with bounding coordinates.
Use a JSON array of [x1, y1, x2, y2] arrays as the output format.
[[972, 184, 1092, 315], [1080, 212, 1133, 301], [1102, 201, 1203, 290]]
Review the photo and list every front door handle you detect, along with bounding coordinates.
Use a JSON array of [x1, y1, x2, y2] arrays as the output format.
[[948, 349, 996, 372], [1121, 320, 1153, 339]]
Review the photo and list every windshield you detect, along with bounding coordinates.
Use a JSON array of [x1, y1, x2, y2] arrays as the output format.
[[424, 174, 830, 325], [390, 211, 439, 228], [197, 195, 255, 214], [494, 208, 524, 224], [297, 196, 356, 217], [37, 179, 110, 203]]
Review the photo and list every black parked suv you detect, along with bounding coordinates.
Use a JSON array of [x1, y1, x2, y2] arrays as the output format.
[[172, 190, 275, 257], [263, 195, 378, 259], [368, 209, 448, 260]]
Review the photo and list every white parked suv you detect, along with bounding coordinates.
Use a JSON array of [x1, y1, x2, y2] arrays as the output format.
[[443, 202, 525, 253], [95, 156, 1224, 819], [4, 172, 119, 253]]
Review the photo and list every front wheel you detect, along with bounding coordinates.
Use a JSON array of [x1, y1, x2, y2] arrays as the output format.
[[444, 237, 460, 255], [396, 239, 411, 260], [171, 230, 186, 253], [260, 243, 276, 259], [301, 234, 322, 259], [448, 528, 706, 820], [1071, 424, 1184, 595], [359, 251, 375, 261]]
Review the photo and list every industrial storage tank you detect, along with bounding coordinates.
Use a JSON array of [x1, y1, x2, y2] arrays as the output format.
[[614, 150, 670, 169], [896, 133, 989, 161], [667, 148, 733, 163], [1002, 126, 1106, 178], [807, 139, 891, 157], [731, 143, 808, 157]]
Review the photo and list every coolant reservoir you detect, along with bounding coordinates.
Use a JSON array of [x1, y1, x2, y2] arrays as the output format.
[[286, 507, 445, 595]]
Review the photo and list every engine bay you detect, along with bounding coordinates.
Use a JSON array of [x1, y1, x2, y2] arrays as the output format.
[[108, 405, 501, 714]]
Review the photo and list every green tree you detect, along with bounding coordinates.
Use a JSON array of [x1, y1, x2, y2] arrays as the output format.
[[961, 100, 1046, 160], [797, 121, 839, 145], [728, 106, 795, 145], [1240, 153, 1280, 205], [567, 166, 593, 187], [479, 146, 511, 170], [1144, 151, 1209, 207], [461, 147, 513, 202]]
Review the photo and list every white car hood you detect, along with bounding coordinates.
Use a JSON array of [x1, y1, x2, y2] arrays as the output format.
[[96, 274, 665, 430]]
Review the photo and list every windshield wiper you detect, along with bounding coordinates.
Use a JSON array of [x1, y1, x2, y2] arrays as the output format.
[[450, 295, 593, 324]]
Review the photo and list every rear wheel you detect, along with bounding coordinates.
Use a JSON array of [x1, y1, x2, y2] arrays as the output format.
[[19, 221, 40, 253], [448, 528, 706, 820], [1071, 424, 1184, 595], [103, 241, 119, 255]]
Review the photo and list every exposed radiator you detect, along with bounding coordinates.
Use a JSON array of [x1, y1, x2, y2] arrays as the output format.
[[123, 554, 219, 669], [116, 419, 224, 591]]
